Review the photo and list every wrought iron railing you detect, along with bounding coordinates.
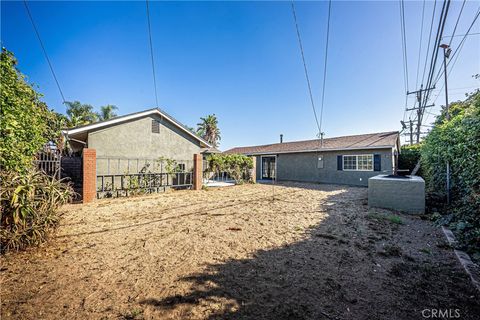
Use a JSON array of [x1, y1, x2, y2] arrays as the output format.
[[96, 171, 193, 198]]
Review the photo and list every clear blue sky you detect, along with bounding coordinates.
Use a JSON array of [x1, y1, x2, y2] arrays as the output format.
[[2, 0, 479, 150]]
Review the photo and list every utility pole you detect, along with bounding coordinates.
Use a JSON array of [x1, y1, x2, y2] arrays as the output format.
[[409, 119, 413, 145], [406, 86, 435, 144], [416, 86, 422, 144], [440, 43, 451, 205]]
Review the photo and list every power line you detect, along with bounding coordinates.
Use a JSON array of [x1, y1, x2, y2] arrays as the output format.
[[432, 31, 479, 106], [421, 0, 450, 113], [448, 0, 466, 47], [432, 6, 480, 86], [145, 0, 159, 108], [399, 0, 409, 93], [404, 0, 450, 144], [319, 0, 332, 136], [421, 0, 437, 88], [23, 0, 66, 104], [415, 0, 426, 89], [399, 0, 411, 124], [291, 0, 321, 137], [403, 0, 434, 139], [443, 32, 480, 39]]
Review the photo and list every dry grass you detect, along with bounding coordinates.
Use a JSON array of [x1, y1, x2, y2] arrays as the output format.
[[1, 182, 479, 320]]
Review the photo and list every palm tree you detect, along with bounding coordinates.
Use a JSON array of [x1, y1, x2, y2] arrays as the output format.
[[97, 104, 118, 121], [65, 101, 98, 126], [196, 114, 221, 147]]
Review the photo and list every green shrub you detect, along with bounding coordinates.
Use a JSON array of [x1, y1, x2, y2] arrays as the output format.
[[0, 169, 74, 252], [0, 48, 55, 173], [206, 154, 254, 183], [398, 144, 423, 176], [421, 90, 480, 254]]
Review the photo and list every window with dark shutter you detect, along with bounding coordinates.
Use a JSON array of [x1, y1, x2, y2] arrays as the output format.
[[337, 155, 343, 170], [151, 120, 160, 133], [374, 154, 381, 171]]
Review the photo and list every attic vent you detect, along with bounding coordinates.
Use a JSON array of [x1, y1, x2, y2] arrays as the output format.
[[151, 120, 160, 133]]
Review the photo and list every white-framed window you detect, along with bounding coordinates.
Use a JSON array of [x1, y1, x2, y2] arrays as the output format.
[[343, 155, 357, 170], [343, 154, 373, 171]]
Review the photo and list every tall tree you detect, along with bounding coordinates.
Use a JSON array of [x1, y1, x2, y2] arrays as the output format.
[[97, 104, 118, 121], [0, 48, 53, 172], [197, 114, 221, 147], [65, 101, 97, 127]]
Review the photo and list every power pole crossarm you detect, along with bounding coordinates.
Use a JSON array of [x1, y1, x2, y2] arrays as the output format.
[[406, 86, 436, 95], [406, 104, 435, 111]]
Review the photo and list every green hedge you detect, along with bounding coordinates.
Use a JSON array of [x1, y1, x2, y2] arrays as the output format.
[[421, 91, 480, 256], [398, 144, 422, 176], [0, 48, 54, 173]]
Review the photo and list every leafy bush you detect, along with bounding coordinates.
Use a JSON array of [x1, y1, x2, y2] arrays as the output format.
[[398, 144, 423, 176], [0, 169, 74, 252], [421, 91, 480, 255], [0, 48, 54, 173], [157, 157, 184, 174], [206, 154, 254, 183]]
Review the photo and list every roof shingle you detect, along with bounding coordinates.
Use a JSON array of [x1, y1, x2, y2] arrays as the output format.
[[224, 131, 399, 155]]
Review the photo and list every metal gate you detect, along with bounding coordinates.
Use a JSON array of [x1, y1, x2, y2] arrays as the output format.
[[34, 150, 61, 179]]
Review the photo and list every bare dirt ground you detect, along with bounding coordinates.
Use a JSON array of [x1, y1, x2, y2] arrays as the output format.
[[1, 182, 479, 320]]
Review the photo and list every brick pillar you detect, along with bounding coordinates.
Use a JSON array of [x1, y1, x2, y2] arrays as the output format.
[[193, 154, 203, 190], [82, 148, 96, 203], [250, 156, 257, 183]]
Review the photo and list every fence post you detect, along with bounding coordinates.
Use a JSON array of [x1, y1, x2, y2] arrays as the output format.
[[83, 148, 96, 203], [193, 154, 202, 190], [251, 156, 257, 183]]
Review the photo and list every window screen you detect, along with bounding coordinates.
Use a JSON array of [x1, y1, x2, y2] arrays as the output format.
[[358, 155, 373, 170], [343, 155, 357, 170]]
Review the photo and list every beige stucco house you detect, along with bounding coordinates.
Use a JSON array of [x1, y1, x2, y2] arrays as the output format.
[[64, 108, 214, 175]]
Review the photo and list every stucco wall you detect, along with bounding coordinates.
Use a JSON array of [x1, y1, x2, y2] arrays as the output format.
[[368, 175, 425, 213], [88, 115, 202, 175], [253, 148, 393, 187]]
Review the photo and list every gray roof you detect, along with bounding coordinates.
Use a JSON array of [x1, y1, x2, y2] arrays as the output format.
[[224, 131, 399, 155]]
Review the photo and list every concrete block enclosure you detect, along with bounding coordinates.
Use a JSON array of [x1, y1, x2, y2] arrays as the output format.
[[368, 175, 425, 214]]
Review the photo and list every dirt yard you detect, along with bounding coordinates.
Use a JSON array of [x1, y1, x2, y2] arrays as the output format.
[[1, 182, 479, 320]]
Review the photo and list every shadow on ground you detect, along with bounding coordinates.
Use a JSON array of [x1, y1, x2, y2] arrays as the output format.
[[140, 183, 480, 320]]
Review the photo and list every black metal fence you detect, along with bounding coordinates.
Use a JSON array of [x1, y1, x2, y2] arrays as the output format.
[[96, 157, 194, 198]]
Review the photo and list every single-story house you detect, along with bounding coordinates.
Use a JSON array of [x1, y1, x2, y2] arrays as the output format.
[[224, 131, 400, 187], [63, 108, 216, 175]]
